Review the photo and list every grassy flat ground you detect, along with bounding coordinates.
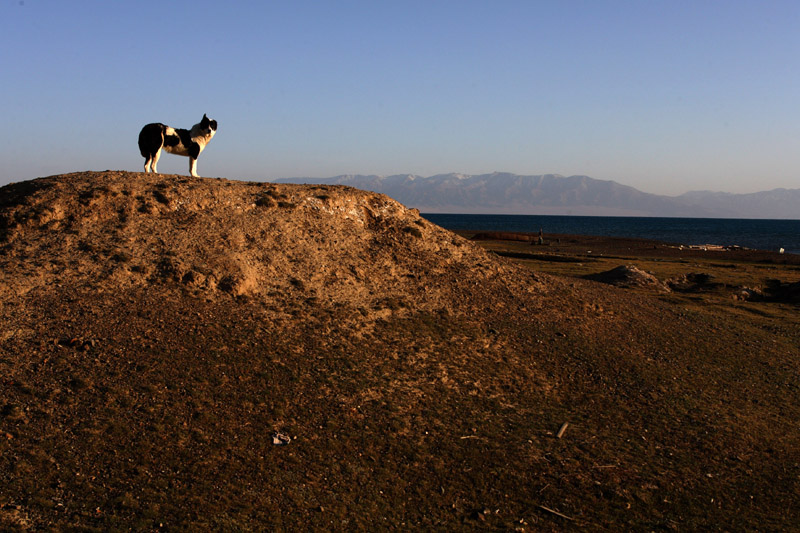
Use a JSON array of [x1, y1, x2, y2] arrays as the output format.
[[466, 229, 800, 362], [463, 229, 800, 300]]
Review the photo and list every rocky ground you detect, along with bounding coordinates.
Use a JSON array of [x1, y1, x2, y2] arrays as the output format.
[[1, 171, 799, 531]]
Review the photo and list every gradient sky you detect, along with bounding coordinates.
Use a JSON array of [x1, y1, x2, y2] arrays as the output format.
[[3, 0, 799, 195]]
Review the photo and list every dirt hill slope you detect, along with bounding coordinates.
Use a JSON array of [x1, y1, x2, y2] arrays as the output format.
[[1, 172, 799, 530], [0, 171, 542, 309]]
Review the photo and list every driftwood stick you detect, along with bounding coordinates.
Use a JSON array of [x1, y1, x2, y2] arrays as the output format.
[[556, 422, 569, 439], [539, 505, 575, 521]]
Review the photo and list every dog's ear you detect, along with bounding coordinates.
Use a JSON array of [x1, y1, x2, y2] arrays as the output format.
[[210, 119, 217, 130], [201, 114, 209, 126]]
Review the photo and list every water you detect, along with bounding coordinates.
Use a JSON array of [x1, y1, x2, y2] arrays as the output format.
[[422, 214, 800, 254]]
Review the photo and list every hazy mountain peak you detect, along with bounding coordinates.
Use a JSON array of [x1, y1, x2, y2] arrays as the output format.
[[275, 172, 800, 219]]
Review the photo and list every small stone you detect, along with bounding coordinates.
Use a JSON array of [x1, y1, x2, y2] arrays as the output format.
[[272, 431, 291, 445], [471, 508, 491, 521]]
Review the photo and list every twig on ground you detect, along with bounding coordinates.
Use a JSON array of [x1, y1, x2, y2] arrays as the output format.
[[539, 505, 575, 521]]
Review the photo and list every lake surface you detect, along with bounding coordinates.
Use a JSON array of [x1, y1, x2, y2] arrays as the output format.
[[422, 214, 800, 254]]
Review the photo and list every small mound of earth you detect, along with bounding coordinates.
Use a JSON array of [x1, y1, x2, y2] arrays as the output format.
[[585, 264, 669, 291], [668, 272, 722, 292], [761, 279, 800, 303], [0, 171, 547, 317]]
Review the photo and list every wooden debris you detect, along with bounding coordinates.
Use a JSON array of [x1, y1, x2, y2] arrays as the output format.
[[539, 505, 575, 521]]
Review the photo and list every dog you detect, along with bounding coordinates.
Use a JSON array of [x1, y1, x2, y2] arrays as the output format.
[[138, 114, 217, 177]]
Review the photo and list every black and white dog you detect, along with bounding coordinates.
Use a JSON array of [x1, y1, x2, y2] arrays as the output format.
[[138, 114, 217, 177]]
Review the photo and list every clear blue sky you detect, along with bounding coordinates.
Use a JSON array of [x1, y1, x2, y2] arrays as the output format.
[[3, 0, 799, 195]]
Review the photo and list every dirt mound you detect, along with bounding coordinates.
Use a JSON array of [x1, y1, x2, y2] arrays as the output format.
[[760, 279, 800, 302], [585, 264, 669, 290], [0, 171, 543, 316], [667, 272, 725, 293], [2, 172, 799, 531]]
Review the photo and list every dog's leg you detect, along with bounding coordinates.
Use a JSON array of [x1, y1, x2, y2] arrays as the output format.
[[151, 149, 162, 174], [189, 157, 198, 177], [144, 157, 152, 173]]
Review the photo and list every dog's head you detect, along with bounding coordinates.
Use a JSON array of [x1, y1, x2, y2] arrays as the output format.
[[199, 114, 218, 136]]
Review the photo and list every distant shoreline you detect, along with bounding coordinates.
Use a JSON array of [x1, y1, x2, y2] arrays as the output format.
[[423, 213, 800, 255], [452, 230, 800, 265]]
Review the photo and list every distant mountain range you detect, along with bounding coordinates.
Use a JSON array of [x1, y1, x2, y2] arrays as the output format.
[[275, 172, 800, 219]]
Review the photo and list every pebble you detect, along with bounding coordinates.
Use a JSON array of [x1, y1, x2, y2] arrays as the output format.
[[271, 432, 291, 445]]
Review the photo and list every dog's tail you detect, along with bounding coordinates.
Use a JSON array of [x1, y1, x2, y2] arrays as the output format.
[[138, 123, 167, 158]]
